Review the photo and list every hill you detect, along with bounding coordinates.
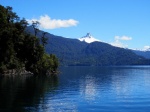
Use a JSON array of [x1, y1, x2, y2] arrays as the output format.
[[26, 26, 150, 66], [133, 50, 150, 59]]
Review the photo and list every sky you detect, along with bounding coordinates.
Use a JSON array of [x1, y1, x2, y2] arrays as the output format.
[[0, 0, 150, 50]]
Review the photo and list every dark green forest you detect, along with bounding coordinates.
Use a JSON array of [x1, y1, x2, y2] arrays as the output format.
[[43, 33, 150, 66], [0, 5, 59, 75], [26, 24, 150, 66]]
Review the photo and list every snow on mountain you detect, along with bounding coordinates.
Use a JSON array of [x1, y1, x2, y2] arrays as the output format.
[[143, 46, 150, 51], [78, 33, 100, 43], [78, 33, 150, 52], [133, 46, 150, 52]]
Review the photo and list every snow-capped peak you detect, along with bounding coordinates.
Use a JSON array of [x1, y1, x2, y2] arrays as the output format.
[[78, 33, 100, 43]]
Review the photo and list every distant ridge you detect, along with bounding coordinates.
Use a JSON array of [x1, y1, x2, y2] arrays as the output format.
[[26, 27, 150, 66], [133, 50, 150, 59]]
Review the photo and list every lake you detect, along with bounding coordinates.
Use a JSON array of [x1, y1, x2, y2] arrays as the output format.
[[0, 66, 150, 112]]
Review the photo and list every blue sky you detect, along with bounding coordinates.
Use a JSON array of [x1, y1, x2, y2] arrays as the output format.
[[0, 0, 150, 50]]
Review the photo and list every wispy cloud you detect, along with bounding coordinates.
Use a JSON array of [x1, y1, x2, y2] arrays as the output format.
[[110, 35, 132, 48], [115, 36, 132, 41], [143, 46, 150, 51], [27, 15, 79, 29], [110, 39, 127, 48]]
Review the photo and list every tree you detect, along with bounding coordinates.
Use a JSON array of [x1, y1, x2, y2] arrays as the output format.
[[0, 5, 59, 75], [32, 21, 40, 37], [31, 21, 48, 48], [41, 32, 48, 48], [0, 5, 22, 72]]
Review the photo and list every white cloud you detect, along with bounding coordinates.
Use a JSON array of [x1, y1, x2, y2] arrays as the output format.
[[110, 35, 132, 48], [27, 15, 79, 29], [110, 39, 128, 48], [143, 46, 150, 51], [115, 36, 132, 40]]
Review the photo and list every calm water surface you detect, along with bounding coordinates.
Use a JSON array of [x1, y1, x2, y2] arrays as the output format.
[[0, 66, 150, 112]]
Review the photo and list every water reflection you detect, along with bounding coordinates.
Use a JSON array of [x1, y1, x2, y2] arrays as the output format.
[[0, 75, 59, 112], [0, 66, 150, 112], [60, 66, 150, 112], [111, 67, 150, 98], [80, 75, 98, 101]]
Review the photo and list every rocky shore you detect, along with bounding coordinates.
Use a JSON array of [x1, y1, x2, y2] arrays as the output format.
[[0, 68, 33, 77]]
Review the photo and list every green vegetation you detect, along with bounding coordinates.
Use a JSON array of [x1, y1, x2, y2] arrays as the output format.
[[45, 34, 150, 66], [0, 5, 59, 75]]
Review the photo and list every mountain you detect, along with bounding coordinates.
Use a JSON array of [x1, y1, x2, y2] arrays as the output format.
[[133, 50, 150, 59], [44, 34, 149, 66], [78, 33, 100, 43], [26, 27, 150, 66]]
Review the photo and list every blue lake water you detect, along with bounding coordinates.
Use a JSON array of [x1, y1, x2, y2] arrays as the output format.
[[0, 66, 150, 112]]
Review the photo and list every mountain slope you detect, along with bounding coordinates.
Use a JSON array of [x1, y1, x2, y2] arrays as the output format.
[[133, 50, 150, 59], [26, 27, 150, 66], [44, 34, 149, 66], [76, 42, 149, 65]]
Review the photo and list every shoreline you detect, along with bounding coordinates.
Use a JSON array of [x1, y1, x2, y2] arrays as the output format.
[[0, 68, 34, 77]]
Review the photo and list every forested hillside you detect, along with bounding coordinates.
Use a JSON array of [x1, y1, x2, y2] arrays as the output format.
[[133, 50, 150, 59], [26, 26, 150, 66], [0, 5, 59, 75]]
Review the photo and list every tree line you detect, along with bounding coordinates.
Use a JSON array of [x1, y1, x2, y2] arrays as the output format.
[[0, 5, 59, 75]]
